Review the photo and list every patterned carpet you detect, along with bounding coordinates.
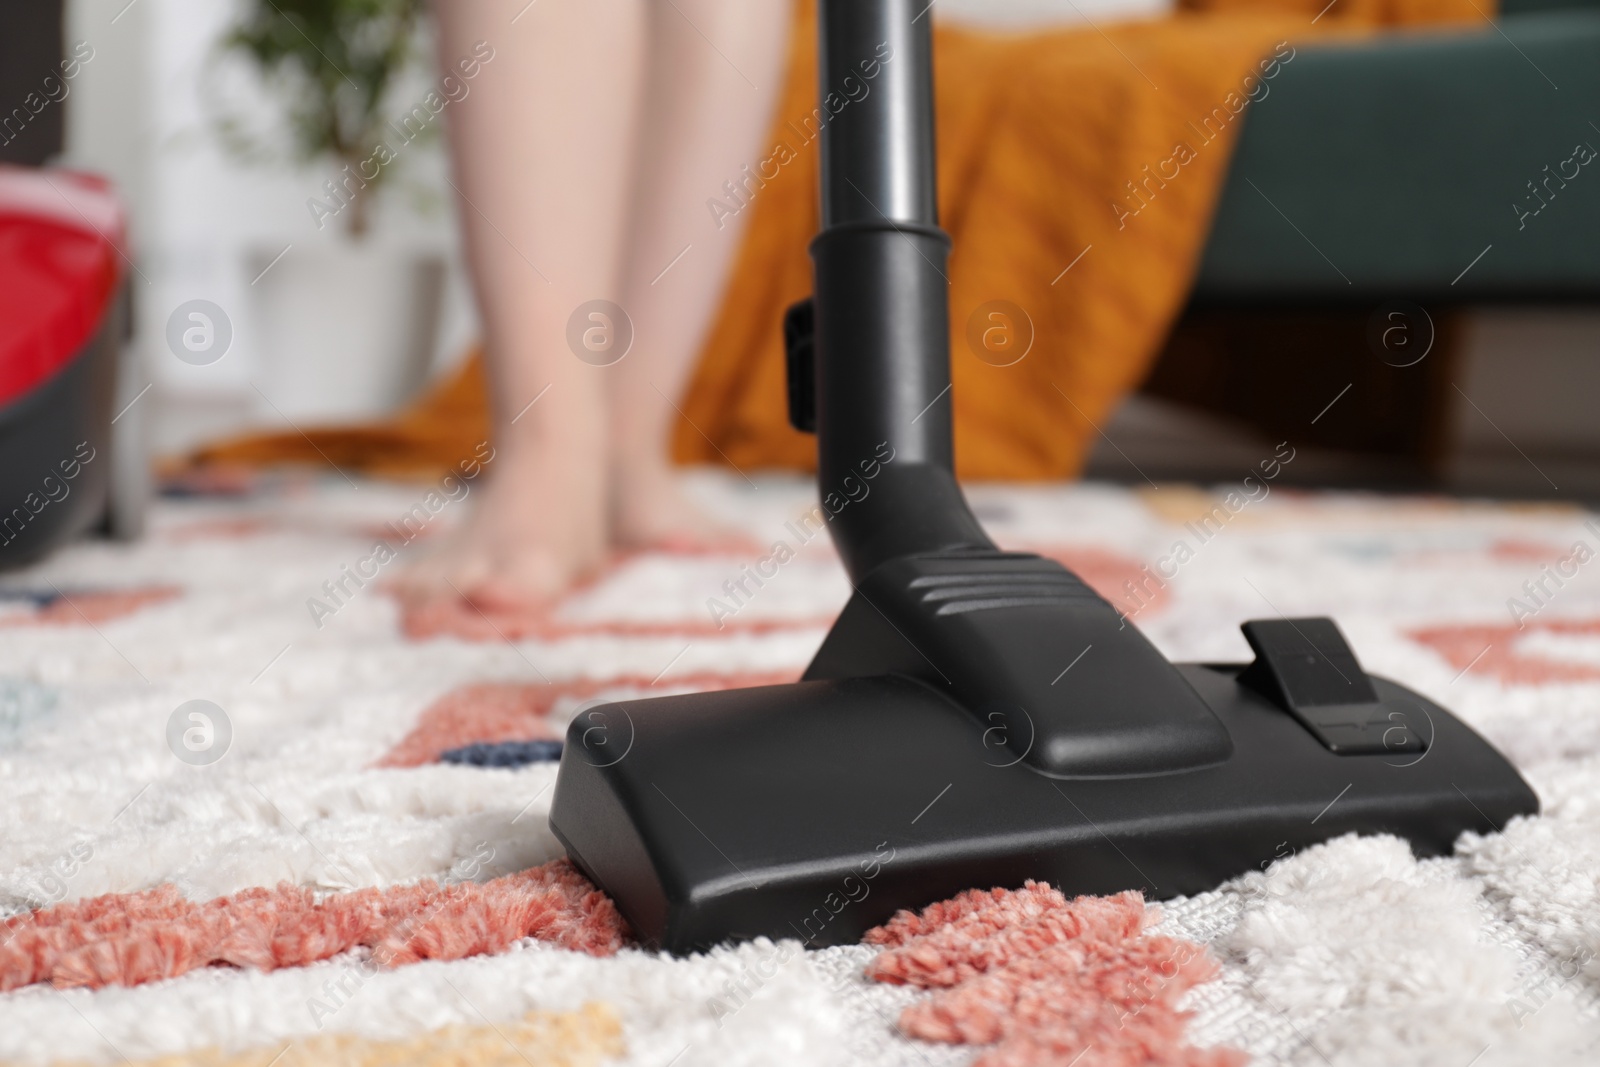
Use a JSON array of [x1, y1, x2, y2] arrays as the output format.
[[3, 470, 1600, 1065]]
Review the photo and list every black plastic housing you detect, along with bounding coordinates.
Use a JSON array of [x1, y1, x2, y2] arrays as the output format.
[[546, 0, 1539, 955], [806, 552, 1233, 778], [551, 647, 1536, 952], [0, 289, 119, 569], [782, 299, 817, 434], [809, 0, 990, 583]]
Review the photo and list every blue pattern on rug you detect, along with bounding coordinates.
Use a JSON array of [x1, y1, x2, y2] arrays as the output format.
[[0, 677, 56, 750], [439, 738, 564, 767]]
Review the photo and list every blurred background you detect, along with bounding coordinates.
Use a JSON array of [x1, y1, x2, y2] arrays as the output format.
[[3, 0, 1598, 555], [3, 0, 480, 454]]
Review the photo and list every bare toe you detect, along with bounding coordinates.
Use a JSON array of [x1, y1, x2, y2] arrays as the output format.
[[612, 463, 755, 552], [390, 452, 606, 619]]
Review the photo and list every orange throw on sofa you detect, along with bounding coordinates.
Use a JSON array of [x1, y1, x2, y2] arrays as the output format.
[[182, 0, 1484, 482]]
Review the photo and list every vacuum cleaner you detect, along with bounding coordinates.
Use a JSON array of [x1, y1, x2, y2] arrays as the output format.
[[550, 0, 1538, 954], [0, 166, 138, 570]]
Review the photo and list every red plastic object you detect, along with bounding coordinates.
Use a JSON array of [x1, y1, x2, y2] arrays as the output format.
[[0, 166, 126, 408]]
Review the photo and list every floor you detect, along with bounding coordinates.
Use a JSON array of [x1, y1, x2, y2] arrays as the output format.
[[1086, 308, 1600, 500], [3, 471, 1600, 1065]]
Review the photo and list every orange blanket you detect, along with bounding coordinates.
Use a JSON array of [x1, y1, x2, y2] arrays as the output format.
[[183, 0, 1484, 482]]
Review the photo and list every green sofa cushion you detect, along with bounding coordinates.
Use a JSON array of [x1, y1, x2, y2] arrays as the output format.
[[1196, 11, 1600, 300]]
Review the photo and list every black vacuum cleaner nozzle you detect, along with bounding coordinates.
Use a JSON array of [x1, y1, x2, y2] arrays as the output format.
[[549, 0, 1537, 954]]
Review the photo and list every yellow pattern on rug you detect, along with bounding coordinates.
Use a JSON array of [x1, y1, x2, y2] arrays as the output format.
[[15, 1004, 623, 1067]]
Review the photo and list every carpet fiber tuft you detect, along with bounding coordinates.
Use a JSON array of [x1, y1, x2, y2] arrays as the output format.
[[867, 882, 1244, 1066]]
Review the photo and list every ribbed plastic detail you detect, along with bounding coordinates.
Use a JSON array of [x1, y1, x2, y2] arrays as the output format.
[[907, 564, 1100, 615]]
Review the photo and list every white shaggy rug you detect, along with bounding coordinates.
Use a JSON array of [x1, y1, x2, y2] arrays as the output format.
[[3, 469, 1600, 1065]]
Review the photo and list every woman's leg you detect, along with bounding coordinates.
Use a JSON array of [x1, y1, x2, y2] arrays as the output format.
[[402, 0, 647, 608], [607, 0, 790, 546]]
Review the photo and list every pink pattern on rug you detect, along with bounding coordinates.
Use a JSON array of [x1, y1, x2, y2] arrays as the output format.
[[398, 543, 1151, 641], [378, 671, 797, 768], [865, 882, 1244, 1067], [399, 594, 832, 642], [397, 544, 838, 642], [1487, 538, 1571, 562], [0, 859, 629, 992], [0, 586, 181, 628], [1409, 618, 1600, 684], [166, 517, 274, 542]]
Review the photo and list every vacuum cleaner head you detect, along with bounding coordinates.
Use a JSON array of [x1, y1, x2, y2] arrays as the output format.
[[548, 0, 1537, 953], [551, 551, 1536, 952]]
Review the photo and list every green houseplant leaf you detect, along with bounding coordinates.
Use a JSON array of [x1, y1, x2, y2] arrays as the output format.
[[220, 0, 428, 237]]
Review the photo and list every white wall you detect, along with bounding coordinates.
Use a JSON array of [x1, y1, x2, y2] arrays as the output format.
[[62, 0, 479, 457]]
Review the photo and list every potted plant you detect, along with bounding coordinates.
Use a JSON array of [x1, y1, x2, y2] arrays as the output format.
[[217, 0, 447, 422]]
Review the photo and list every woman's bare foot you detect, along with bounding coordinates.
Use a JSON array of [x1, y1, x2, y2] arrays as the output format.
[[610, 457, 754, 553], [392, 445, 608, 616]]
